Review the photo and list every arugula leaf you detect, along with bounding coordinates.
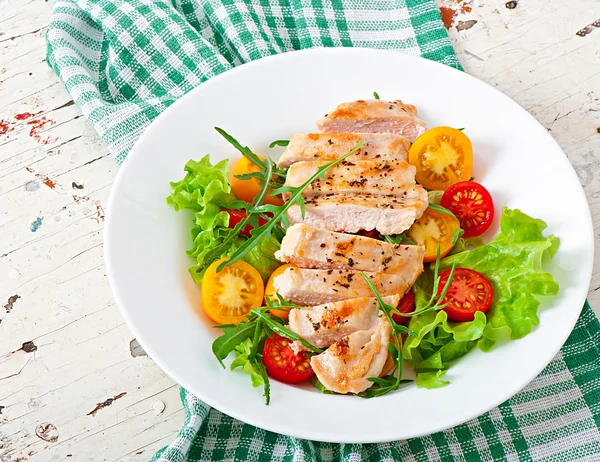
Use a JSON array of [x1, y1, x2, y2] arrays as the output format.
[[212, 321, 257, 367], [384, 233, 416, 246], [218, 141, 365, 272], [215, 127, 287, 190], [252, 308, 323, 353], [269, 139, 290, 148]]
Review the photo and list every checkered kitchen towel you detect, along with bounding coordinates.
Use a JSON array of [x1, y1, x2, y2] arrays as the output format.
[[46, 1, 600, 461]]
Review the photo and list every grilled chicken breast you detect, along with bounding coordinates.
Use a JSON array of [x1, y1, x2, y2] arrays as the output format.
[[273, 267, 410, 306], [286, 188, 428, 235], [277, 133, 410, 168], [310, 317, 392, 394], [317, 99, 427, 142], [283, 159, 416, 198], [288, 295, 399, 349], [276, 224, 425, 278]]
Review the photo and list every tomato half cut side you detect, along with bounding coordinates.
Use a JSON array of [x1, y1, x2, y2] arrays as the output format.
[[437, 268, 493, 322], [440, 181, 494, 238], [392, 289, 415, 325], [262, 334, 315, 383], [408, 127, 473, 190], [405, 208, 460, 262], [201, 259, 264, 325]]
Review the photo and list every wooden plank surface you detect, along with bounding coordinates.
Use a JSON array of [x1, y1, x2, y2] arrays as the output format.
[[0, 0, 599, 460]]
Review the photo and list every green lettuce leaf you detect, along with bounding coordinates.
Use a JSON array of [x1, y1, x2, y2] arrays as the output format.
[[440, 207, 559, 351], [230, 234, 282, 283], [167, 155, 282, 284], [404, 207, 560, 388], [403, 308, 487, 388], [230, 338, 265, 388]]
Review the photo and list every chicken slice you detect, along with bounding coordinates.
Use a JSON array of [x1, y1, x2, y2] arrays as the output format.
[[310, 317, 392, 394], [276, 224, 425, 278], [283, 159, 416, 198], [277, 133, 410, 168], [317, 99, 427, 142], [288, 295, 399, 349], [286, 188, 428, 235], [273, 267, 410, 306]]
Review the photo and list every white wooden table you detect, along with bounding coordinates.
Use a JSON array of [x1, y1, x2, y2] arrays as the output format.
[[1, 1, 599, 460]]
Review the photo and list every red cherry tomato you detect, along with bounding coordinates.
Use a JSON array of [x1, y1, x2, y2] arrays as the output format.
[[392, 290, 415, 325], [437, 268, 493, 322], [356, 229, 381, 240], [440, 181, 494, 238], [262, 334, 315, 383], [224, 209, 269, 237]]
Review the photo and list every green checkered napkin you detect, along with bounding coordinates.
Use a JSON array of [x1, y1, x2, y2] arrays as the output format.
[[46, 1, 600, 460]]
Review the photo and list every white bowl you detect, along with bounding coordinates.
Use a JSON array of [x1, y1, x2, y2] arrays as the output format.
[[105, 48, 594, 443]]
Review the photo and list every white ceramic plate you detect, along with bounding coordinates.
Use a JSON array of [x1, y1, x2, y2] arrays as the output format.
[[105, 48, 594, 443]]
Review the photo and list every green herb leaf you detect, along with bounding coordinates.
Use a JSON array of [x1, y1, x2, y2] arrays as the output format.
[[252, 308, 323, 353], [269, 139, 290, 148], [373, 91, 380, 100], [218, 142, 365, 272], [428, 203, 457, 219], [212, 322, 257, 367], [309, 376, 335, 394]]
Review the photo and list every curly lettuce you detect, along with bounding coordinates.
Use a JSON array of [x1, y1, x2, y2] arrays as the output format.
[[167, 155, 280, 284], [405, 207, 560, 388]]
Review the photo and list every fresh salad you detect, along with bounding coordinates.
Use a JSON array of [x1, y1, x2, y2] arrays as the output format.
[[167, 95, 560, 403]]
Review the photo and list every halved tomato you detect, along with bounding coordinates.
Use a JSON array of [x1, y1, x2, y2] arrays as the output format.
[[231, 156, 283, 206], [201, 258, 264, 324], [437, 268, 493, 322], [264, 264, 295, 319], [392, 289, 415, 326], [440, 181, 494, 238], [263, 334, 315, 383], [405, 208, 460, 262], [408, 127, 473, 190]]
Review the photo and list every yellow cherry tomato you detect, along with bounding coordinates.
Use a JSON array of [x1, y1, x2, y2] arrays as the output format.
[[231, 156, 283, 206], [408, 127, 473, 190], [201, 259, 264, 324], [406, 208, 460, 263], [264, 264, 295, 319]]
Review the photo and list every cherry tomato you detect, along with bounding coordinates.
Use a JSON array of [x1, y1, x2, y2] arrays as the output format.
[[437, 268, 493, 322], [408, 127, 473, 190], [392, 289, 415, 325], [231, 156, 283, 206], [262, 334, 315, 383], [201, 259, 264, 324], [405, 208, 460, 262], [440, 181, 494, 238], [264, 264, 296, 319], [224, 209, 269, 237], [356, 229, 382, 240]]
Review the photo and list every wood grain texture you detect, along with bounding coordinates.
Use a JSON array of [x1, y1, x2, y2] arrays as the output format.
[[0, 0, 598, 460]]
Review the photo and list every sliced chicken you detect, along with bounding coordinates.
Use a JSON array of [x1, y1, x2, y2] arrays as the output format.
[[286, 187, 428, 235], [276, 224, 425, 279], [288, 295, 399, 349], [310, 317, 392, 394], [273, 267, 411, 306], [317, 99, 427, 142], [283, 160, 416, 198], [277, 133, 410, 168]]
